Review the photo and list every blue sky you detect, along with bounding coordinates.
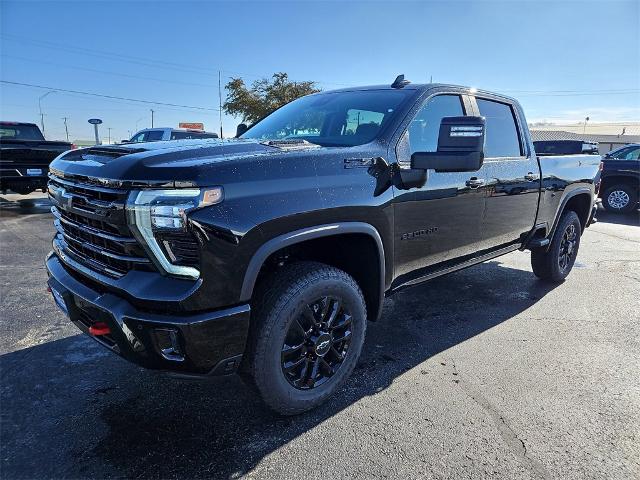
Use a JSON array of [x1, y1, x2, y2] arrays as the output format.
[[1, 0, 638, 141]]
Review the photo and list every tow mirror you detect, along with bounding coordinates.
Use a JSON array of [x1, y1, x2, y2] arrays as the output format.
[[236, 123, 249, 138], [411, 116, 485, 172]]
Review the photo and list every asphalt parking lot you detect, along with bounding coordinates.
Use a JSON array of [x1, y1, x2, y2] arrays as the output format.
[[1, 193, 638, 479]]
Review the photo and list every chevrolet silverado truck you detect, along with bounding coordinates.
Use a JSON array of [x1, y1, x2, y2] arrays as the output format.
[[0, 122, 74, 194], [45, 77, 600, 414]]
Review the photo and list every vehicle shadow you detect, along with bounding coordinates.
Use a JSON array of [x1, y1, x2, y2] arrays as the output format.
[[595, 206, 640, 226], [1, 260, 558, 479], [0, 194, 52, 217]]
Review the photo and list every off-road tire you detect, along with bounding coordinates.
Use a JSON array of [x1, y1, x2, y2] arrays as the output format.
[[531, 210, 582, 282], [244, 261, 367, 415]]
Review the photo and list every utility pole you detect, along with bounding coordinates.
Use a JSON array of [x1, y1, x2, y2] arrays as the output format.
[[583, 116, 590, 134], [218, 70, 224, 139], [150, 109, 155, 128], [38, 90, 56, 139], [62, 117, 70, 142], [107, 127, 112, 144]]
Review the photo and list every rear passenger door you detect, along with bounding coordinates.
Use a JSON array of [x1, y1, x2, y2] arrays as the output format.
[[472, 96, 539, 249]]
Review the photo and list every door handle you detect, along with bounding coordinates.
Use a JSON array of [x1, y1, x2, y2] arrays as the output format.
[[524, 172, 540, 181], [465, 177, 485, 188]]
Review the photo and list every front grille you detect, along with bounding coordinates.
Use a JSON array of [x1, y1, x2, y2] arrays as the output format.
[[48, 174, 153, 278]]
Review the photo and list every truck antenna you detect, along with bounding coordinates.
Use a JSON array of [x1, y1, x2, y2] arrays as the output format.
[[391, 74, 411, 89]]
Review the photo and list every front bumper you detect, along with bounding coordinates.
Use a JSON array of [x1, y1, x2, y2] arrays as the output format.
[[46, 253, 250, 376]]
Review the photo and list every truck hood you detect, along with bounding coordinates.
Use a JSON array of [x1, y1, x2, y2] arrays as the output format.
[[49, 138, 327, 187]]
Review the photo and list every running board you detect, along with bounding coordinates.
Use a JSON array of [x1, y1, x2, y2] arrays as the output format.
[[527, 238, 550, 249], [388, 244, 520, 295]]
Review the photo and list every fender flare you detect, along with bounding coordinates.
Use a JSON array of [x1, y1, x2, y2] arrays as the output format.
[[548, 187, 594, 243], [239, 222, 386, 320]]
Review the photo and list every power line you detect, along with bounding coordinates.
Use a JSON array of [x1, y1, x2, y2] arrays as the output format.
[[1, 54, 217, 89], [0, 80, 220, 111]]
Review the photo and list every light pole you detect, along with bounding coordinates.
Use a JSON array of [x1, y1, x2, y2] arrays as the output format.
[[62, 117, 70, 142], [135, 117, 145, 132], [583, 116, 590, 134], [38, 90, 56, 138], [150, 109, 155, 128], [107, 127, 112, 144]]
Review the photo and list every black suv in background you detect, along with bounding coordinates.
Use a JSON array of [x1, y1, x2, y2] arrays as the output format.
[[600, 143, 639, 213], [46, 78, 600, 414]]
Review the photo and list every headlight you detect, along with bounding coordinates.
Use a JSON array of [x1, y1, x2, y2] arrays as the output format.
[[126, 187, 223, 279]]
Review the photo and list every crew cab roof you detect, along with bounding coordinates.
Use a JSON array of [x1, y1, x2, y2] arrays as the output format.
[[315, 83, 520, 104]]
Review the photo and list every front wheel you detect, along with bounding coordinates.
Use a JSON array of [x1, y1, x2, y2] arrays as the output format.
[[245, 262, 367, 415], [531, 210, 582, 282], [602, 184, 637, 214]]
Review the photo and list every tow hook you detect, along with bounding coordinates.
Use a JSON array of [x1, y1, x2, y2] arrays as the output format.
[[89, 322, 111, 336]]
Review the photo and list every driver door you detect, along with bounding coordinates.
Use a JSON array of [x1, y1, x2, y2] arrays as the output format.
[[393, 93, 489, 282]]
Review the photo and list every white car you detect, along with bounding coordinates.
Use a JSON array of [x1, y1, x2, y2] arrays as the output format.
[[124, 128, 219, 143]]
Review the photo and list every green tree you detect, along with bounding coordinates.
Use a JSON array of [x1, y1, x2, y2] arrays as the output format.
[[223, 72, 321, 124]]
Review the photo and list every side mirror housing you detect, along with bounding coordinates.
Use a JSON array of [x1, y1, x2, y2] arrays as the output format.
[[120, 139, 131, 144], [236, 123, 249, 138], [411, 116, 485, 172]]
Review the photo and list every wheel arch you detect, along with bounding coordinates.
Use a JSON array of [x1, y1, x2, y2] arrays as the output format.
[[600, 174, 639, 193], [240, 222, 386, 321], [549, 188, 593, 241]]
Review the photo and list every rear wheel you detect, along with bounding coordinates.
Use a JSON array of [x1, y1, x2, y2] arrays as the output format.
[[602, 184, 637, 213], [245, 262, 367, 415], [531, 210, 582, 282]]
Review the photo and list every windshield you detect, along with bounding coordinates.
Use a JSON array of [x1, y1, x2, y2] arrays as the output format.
[[241, 89, 414, 147], [0, 124, 45, 141]]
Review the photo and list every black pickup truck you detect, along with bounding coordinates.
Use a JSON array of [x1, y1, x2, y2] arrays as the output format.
[[0, 122, 74, 194], [599, 143, 639, 213], [45, 78, 600, 414]]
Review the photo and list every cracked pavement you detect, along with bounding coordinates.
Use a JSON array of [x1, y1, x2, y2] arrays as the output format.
[[1, 193, 639, 479]]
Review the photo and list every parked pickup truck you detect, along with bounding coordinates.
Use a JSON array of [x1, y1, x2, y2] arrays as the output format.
[[599, 143, 639, 213], [45, 77, 600, 414], [0, 122, 74, 194], [122, 127, 219, 144]]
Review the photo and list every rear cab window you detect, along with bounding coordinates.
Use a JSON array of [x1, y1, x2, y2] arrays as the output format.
[[0, 124, 45, 141], [475, 98, 523, 158]]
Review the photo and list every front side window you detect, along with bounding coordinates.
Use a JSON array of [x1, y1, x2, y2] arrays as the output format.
[[408, 95, 464, 154], [476, 98, 522, 158], [241, 90, 413, 147], [610, 146, 640, 160], [130, 132, 148, 143]]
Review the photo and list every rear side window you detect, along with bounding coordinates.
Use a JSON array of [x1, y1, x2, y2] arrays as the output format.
[[146, 130, 165, 141], [476, 98, 522, 158], [408, 95, 464, 154], [171, 131, 218, 140]]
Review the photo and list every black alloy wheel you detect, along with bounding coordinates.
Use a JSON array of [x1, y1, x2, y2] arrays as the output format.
[[244, 261, 367, 415], [558, 222, 578, 273], [281, 296, 353, 390]]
